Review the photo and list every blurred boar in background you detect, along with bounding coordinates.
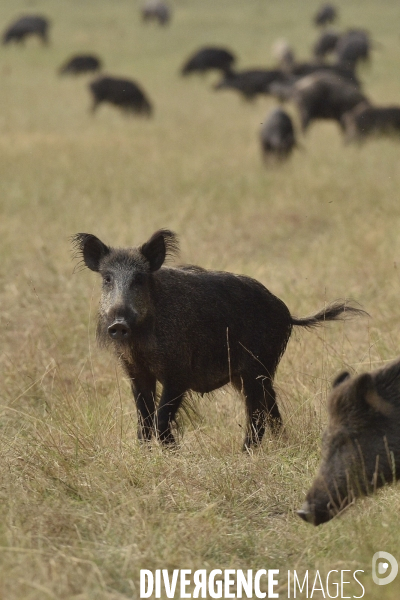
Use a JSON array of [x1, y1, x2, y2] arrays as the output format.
[[89, 76, 152, 116], [314, 4, 337, 27], [73, 229, 365, 450], [298, 360, 400, 525], [3, 15, 50, 45], [335, 29, 371, 70], [342, 104, 400, 142], [141, 0, 171, 26], [59, 54, 102, 76], [313, 30, 340, 61], [290, 62, 358, 87], [293, 72, 368, 131], [214, 69, 288, 101], [260, 108, 296, 162], [181, 47, 235, 76]]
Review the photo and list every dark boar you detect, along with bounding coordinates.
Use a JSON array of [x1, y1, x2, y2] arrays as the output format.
[[314, 4, 337, 27], [335, 29, 371, 70], [3, 15, 49, 45], [298, 360, 400, 525], [73, 229, 365, 450], [260, 108, 296, 161], [342, 104, 400, 142], [181, 47, 235, 76], [290, 62, 359, 87], [268, 64, 358, 103], [89, 76, 152, 116], [214, 69, 288, 100], [313, 30, 340, 60], [293, 72, 368, 131], [142, 0, 171, 26], [59, 54, 102, 76]]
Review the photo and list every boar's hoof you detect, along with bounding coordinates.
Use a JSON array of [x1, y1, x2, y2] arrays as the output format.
[[108, 320, 131, 341]]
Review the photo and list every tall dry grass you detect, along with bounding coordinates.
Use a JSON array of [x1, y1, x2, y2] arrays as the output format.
[[1, 0, 400, 597]]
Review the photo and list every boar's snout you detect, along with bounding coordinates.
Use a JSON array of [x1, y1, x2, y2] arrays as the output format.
[[297, 502, 315, 524], [108, 319, 132, 341], [297, 500, 334, 526]]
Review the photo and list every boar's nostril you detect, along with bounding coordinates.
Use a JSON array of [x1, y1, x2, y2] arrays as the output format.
[[108, 321, 131, 341]]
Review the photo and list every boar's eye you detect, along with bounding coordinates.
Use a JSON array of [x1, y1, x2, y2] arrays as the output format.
[[103, 274, 113, 286]]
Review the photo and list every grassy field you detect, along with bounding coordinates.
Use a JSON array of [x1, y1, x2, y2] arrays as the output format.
[[1, 0, 400, 598]]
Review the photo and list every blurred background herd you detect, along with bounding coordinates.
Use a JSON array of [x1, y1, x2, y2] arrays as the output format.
[[3, 1, 400, 161]]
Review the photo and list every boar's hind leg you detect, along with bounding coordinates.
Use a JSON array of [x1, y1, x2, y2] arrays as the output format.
[[130, 373, 157, 442], [156, 386, 186, 446], [241, 375, 282, 450]]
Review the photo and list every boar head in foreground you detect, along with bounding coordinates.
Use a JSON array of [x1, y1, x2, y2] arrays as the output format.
[[298, 360, 400, 525]]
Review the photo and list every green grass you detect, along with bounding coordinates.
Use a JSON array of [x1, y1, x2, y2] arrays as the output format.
[[1, 0, 400, 598]]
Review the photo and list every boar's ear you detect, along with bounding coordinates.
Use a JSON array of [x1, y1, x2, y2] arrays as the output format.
[[332, 371, 351, 388], [72, 233, 110, 272], [140, 229, 179, 272], [355, 373, 393, 416]]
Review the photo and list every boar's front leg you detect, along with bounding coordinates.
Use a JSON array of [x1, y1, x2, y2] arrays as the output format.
[[156, 385, 186, 446], [130, 372, 157, 442]]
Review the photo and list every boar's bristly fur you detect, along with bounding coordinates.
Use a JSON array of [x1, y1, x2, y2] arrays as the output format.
[[73, 229, 367, 450]]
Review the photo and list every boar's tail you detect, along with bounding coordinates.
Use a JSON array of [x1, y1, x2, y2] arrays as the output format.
[[291, 299, 368, 329]]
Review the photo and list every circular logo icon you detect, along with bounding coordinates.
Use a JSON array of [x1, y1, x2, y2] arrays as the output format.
[[372, 551, 398, 586]]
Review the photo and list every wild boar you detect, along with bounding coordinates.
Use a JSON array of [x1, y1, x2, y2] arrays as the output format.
[[181, 47, 236, 76], [214, 69, 288, 100], [260, 108, 296, 161], [141, 0, 171, 26], [89, 76, 152, 116], [73, 229, 366, 450], [335, 29, 371, 70], [342, 104, 400, 142], [293, 72, 368, 131], [3, 15, 49, 45], [59, 54, 102, 76], [313, 30, 340, 60], [314, 4, 337, 27], [298, 359, 400, 525], [290, 62, 359, 87]]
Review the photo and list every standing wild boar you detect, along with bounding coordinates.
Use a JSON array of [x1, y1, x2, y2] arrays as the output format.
[[214, 69, 288, 101], [298, 360, 400, 525], [59, 54, 102, 76], [260, 108, 296, 161], [314, 4, 337, 27], [293, 72, 368, 131], [89, 76, 152, 116], [342, 103, 400, 142], [335, 29, 371, 70], [3, 15, 49, 45], [181, 47, 236, 76], [141, 0, 171, 26], [73, 229, 365, 450], [313, 30, 340, 60]]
